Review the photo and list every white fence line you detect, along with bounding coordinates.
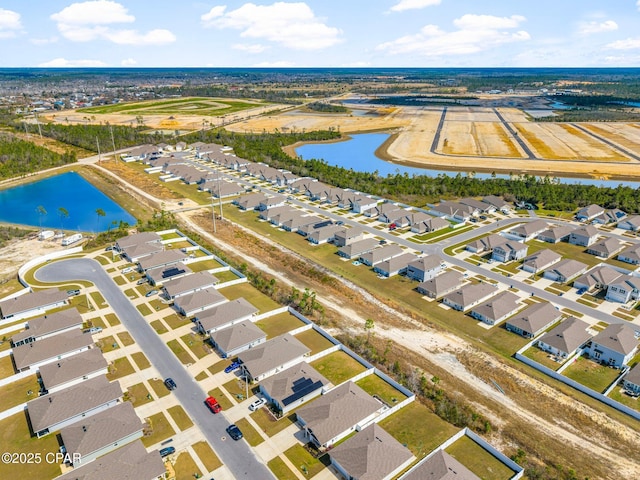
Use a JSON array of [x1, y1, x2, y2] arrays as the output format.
[[253, 306, 288, 322], [17, 247, 84, 287], [0, 370, 32, 388], [0, 403, 26, 422]]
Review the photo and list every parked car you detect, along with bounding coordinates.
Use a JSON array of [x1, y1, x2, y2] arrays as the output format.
[[145, 289, 159, 297], [136, 278, 149, 285], [205, 396, 222, 414], [224, 361, 242, 374], [86, 327, 102, 334], [389, 223, 397, 230], [248, 398, 267, 411], [479, 215, 488, 220], [379, 239, 387, 244], [121, 267, 134, 274], [66, 289, 80, 296], [577, 287, 587, 295], [226, 424, 243, 441], [164, 378, 177, 391], [159, 447, 175, 457]]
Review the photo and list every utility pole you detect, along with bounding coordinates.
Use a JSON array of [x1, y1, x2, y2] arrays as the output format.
[[34, 111, 42, 138], [109, 124, 116, 159], [96, 137, 102, 163], [211, 194, 217, 234], [217, 169, 224, 220]]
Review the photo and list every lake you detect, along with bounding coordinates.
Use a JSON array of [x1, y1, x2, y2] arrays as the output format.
[[0, 172, 137, 232], [295, 133, 640, 189]]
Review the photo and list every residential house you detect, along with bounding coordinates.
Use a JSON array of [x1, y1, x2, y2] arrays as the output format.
[[210, 321, 266, 358], [465, 234, 506, 254], [305, 182, 331, 201], [405, 211, 431, 228], [537, 317, 592, 359], [195, 298, 258, 335], [410, 216, 449, 234], [59, 401, 143, 466], [442, 283, 497, 312], [521, 249, 562, 274], [482, 195, 512, 214], [12, 329, 94, 372], [399, 449, 480, 480], [470, 291, 521, 325], [622, 364, 640, 396], [11, 308, 83, 347], [336, 190, 357, 209], [406, 255, 443, 282], [0, 289, 69, 322], [209, 181, 246, 198], [329, 424, 415, 480], [308, 225, 344, 245], [543, 259, 588, 283], [569, 225, 599, 247], [173, 288, 227, 317], [259, 362, 331, 415], [617, 215, 640, 232], [379, 208, 410, 227], [282, 215, 323, 233], [162, 272, 219, 300], [505, 302, 562, 338], [586, 237, 625, 259], [618, 245, 640, 265], [365, 202, 396, 218], [39, 348, 108, 394], [416, 271, 465, 299], [373, 253, 419, 278], [338, 238, 380, 259], [296, 381, 382, 449], [27, 375, 122, 437], [592, 208, 626, 225], [270, 209, 299, 228], [334, 227, 365, 247], [350, 194, 378, 214], [587, 324, 638, 367], [258, 205, 293, 222], [55, 440, 165, 480], [573, 265, 622, 293], [119, 241, 163, 263], [138, 249, 188, 272], [324, 187, 345, 205], [145, 262, 192, 287], [234, 192, 268, 210], [430, 201, 476, 222], [492, 241, 528, 263], [537, 225, 574, 244], [509, 219, 548, 241], [460, 197, 495, 213], [576, 204, 605, 222], [360, 245, 404, 267], [239, 334, 310, 382]]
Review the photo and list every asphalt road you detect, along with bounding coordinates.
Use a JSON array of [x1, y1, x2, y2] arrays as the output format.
[[36, 258, 274, 480]]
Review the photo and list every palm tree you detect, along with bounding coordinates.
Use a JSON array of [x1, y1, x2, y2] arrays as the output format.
[[58, 207, 69, 232], [95, 208, 106, 233], [36, 205, 47, 230]]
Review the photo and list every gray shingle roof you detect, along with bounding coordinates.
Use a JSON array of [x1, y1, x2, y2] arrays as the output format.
[[522, 249, 562, 270], [196, 298, 258, 332], [338, 238, 380, 257], [12, 329, 94, 371], [115, 232, 161, 249], [173, 288, 226, 314], [544, 259, 587, 280], [39, 348, 108, 391], [443, 283, 497, 310], [538, 317, 592, 355], [11, 308, 83, 344], [138, 249, 187, 271], [400, 449, 480, 480], [162, 272, 219, 298], [239, 334, 310, 380], [506, 302, 561, 336], [259, 363, 330, 408], [591, 324, 638, 356], [0, 289, 68, 318], [625, 363, 640, 387], [211, 321, 266, 353], [471, 291, 520, 322], [417, 271, 464, 298]]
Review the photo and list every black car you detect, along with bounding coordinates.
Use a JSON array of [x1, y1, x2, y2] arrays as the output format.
[[226, 424, 243, 441], [164, 378, 177, 391], [159, 446, 175, 457]]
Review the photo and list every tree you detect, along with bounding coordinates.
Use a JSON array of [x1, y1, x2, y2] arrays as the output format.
[[364, 318, 375, 343], [58, 207, 69, 231], [36, 205, 47, 230], [95, 208, 106, 233]]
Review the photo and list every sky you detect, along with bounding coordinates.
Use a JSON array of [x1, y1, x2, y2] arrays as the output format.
[[1, 1, 640, 68]]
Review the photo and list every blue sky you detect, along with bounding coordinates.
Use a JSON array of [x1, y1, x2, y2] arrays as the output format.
[[1, 1, 640, 67]]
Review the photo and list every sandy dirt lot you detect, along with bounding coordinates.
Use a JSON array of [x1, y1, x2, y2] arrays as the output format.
[[582, 123, 640, 151], [440, 120, 522, 157], [0, 237, 66, 282]]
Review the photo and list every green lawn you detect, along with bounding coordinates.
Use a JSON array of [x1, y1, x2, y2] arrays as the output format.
[[113, 275, 127, 286], [255, 312, 305, 339], [208, 387, 234, 410], [167, 339, 196, 365], [168, 405, 194, 431], [150, 319, 169, 334], [563, 356, 623, 393], [180, 332, 211, 359], [142, 412, 176, 448], [148, 378, 171, 398], [522, 346, 564, 371], [97, 335, 120, 353], [86, 316, 106, 329], [208, 359, 227, 375], [89, 291, 108, 309], [0, 375, 39, 410], [445, 435, 516, 480], [267, 457, 298, 480], [379, 402, 458, 457], [126, 382, 153, 407], [355, 374, 408, 406], [0, 355, 16, 379], [310, 351, 368, 385], [0, 330, 22, 352], [117, 331, 135, 346], [69, 294, 92, 314], [234, 418, 264, 446], [189, 258, 226, 272], [161, 232, 182, 241], [106, 356, 135, 380], [294, 328, 336, 355], [0, 413, 62, 479], [214, 269, 242, 282], [608, 387, 640, 412], [164, 313, 191, 330], [219, 282, 280, 313], [283, 444, 327, 478], [105, 313, 120, 326], [136, 303, 153, 316], [251, 409, 297, 437], [173, 452, 202, 480], [192, 441, 222, 472], [131, 352, 151, 370], [149, 298, 169, 312], [195, 370, 208, 381]]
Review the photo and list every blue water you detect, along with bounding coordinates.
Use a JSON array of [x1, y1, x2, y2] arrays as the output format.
[[295, 133, 640, 189], [0, 172, 136, 232]]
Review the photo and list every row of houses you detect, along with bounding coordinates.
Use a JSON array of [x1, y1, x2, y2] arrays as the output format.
[[428, 196, 512, 223]]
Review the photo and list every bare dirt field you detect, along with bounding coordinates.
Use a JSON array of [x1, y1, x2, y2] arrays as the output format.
[[582, 123, 640, 151], [440, 120, 522, 157], [0, 237, 65, 282]]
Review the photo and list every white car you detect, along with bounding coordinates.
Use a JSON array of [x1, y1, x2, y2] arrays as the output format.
[[121, 267, 134, 274], [248, 397, 267, 411]]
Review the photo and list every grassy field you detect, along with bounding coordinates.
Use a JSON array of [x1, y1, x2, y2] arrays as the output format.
[[78, 96, 265, 116], [310, 351, 367, 385], [0, 355, 16, 379], [142, 412, 176, 447], [168, 405, 194, 431], [173, 452, 202, 480], [131, 351, 151, 370], [223, 378, 251, 402], [189, 258, 226, 271], [0, 375, 39, 410], [268, 456, 298, 480], [148, 378, 171, 398], [294, 328, 336, 355], [219, 282, 280, 313], [106, 356, 135, 380], [522, 346, 564, 371], [234, 418, 264, 446], [192, 441, 222, 472], [563, 356, 623, 393], [283, 444, 327, 478], [251, 409, 296, 437], [164, 313, 191, 330], [255, 312, 305, 338], [355, 374, 408, 406], [150, 319, 169, 334], [105, 313, 120, 326], [126, 382, 153, 407], [167, 339, 196, 365]]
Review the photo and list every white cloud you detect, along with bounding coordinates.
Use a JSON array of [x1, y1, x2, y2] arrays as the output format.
[[389, 0, 441, 12], [607, 38, 640, 50], [121, 58, 137, 66], [51, 1, 175, 46], [38, 57, 107, 67], [0, 8, 23, 38], [637, 0, 640, 10], [201, 2, 342, 50], [232, 43, 268, 53], [30, 36, 59, 45], [577, 20, 618, 35], [377, 14, 529, 56], [253, 60, 295, 67]]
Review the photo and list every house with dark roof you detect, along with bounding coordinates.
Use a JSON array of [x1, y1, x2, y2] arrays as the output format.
[[537, 317, 592, 359], [173, 288, 227, 317], [195, 298, 258, 335], [618, 245, 640, 265], [405, 255, 443, 282], [360, 245, 404, 267], [543, 259, 588, 284], [11, 308, 83, 347], [505, 302, 562, 338], [442, 283, 497, 312], [162, 272, 219, 300], [521, 249, 562, 274], [373, 253, 419, 278], [617, 215, 640, 232], [587, 324, 638, 367], [239, 334, 310, 382], [27, 375, 122, 437], [329, 424, 415, 480], [12, 329, 94, 372], [568, 225, 599, 247], [55, 440, 165, 480], [509, 219, 548, 241], [586, 237, 625, 259], [576, 204, 605, 222], [470, 291, 521, 326], [537, 225, 574, 244], [0, 289, 69, 322], [59, 401, 143, 466], [210, 321, 266, 358], [416, 271, 465, 299], [399, 449, 480, 480], [491, 241, 528, 263], [259, 362, 331, 415], [338, 238, 379, 259], [622, 364, 640, 396], [39, 348, 108, 394], [296, 381, 382, 449]]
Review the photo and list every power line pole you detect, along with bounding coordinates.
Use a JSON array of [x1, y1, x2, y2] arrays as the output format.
[[217, 168, 224, 220], [96, 137, 102, 163], [211, 194, 217, 234], [109, 124, 116, 159], [34, 111, 43, 138]]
